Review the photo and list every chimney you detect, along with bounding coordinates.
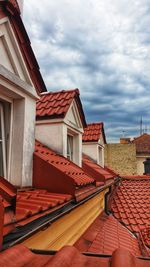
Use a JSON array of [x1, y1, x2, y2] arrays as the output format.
[[120, 138, 131, 144], [143, 158, 150, 175]]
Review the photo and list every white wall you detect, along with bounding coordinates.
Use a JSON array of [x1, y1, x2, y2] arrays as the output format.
[[35, 99, 84, 167], [83, 142, 105, 167], [136, 155, 147, 175], [35, 123, 64, 155], [36, 122, 83, 167], [10, 97, 36, 186], [83, 143, 97, 162]]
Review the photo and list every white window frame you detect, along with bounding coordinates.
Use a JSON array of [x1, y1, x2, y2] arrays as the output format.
[[0, 103, 6, 177], [67, 134, 74, 161]]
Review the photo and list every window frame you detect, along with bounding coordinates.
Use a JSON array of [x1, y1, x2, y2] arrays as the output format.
[[0, 103, 7, 177], [67, 134, 74, 161]]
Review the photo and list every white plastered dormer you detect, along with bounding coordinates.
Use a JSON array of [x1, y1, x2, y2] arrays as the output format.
[[36, 96, 85, 167], [0, 17, 39, 187]]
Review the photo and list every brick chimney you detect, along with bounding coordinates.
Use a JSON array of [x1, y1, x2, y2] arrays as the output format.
[[120, 138, 131, 144]]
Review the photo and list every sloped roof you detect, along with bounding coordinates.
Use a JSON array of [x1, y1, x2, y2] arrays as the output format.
[[3, 188, 72, 237], [82, 154, 116, 183], [1, 243, 150, 267], [74, 212, 141, 256], [36, 89, 86, 127], [82, 123, 106, 143], [132, 134, 150, 154], [111, 178, 150, 248], [34, 140, 94, 188], [1, 0, 46, 94]]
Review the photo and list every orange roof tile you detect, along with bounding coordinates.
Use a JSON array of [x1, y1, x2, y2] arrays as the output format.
[[82, 123, 106, 143], [132, 134, 150, 154], [1, 243, 150, 267], [74, 212, 142, 256], [34, 140, 94, 189], [36, 89, 86, 127], [82, 154, 116, 183], [3, 189, 72, 237], [111, 178, 150, 249]]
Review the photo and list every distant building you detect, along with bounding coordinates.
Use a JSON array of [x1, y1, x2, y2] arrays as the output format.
[[105, 134, 150, 175], [132, 134, 150, 175], [105, 142, 137, 176]]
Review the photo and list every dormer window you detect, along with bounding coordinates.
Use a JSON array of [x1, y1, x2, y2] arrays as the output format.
[[36, 89, 86, 167], [67, 134, 73, 161]]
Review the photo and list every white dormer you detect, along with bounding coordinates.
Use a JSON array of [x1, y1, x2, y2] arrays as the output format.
[[35, 89, 86, 167], [82, 123, 106, 167], [0, 3, 46, 187]]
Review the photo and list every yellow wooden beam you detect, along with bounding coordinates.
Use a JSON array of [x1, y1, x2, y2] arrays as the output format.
[[23, 189, 108, 250]]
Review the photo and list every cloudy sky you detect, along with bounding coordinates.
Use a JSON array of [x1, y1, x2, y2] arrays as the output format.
[[23, 0, 150, 142]]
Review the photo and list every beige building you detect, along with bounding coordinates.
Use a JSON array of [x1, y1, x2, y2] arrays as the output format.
[[105, 134, 150, 176], [105, 142, 137, 176], [132, 134, 150, 175]]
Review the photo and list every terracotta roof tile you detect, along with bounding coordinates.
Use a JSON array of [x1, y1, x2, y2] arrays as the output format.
[[74, 212, 141, 256], [132, 134, 150, 154], [34, 140, 94, 188], [36, 89, 86, 127], [1, 243, 150, 267], [82, 154, 116, 183], [83, 123, 106, 143], [3, 189, 72, 233], [111, 178, 150, 248]]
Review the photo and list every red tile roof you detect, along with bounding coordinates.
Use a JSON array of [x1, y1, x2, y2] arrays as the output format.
[[1, 244, 150, 267], [122, 175, 150, 179], [132, 134, 150, 154], [74, 212, 141, 256], [16, 189, 72, 223], [36, 89, 86, 127], [82, 123, 106, 143], [3, 189, 72, 236], [33, 141, 95, 198], [111, 179, 150, 242], [82, 154, 116, 183]]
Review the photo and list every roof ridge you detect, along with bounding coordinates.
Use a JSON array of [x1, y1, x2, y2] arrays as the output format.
[[40, 88, 79, 96], [86, 122, 103, 126]]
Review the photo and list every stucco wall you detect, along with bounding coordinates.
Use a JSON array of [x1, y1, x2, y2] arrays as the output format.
[[35, 123, 64, 155], [82, 143, 104, 167], [82, 143, 97, 162], [136, 155, 148, 175], [36, 122, 83, 167], [105, 143, 137, 175]]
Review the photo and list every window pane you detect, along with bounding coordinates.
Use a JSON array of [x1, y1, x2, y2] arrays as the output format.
[[67, 135, 73, 160]]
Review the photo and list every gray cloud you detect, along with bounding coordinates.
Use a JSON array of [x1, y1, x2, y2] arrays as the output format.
[[23, 0, 150, 142]]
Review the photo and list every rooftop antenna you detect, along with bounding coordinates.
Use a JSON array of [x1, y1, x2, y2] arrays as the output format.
[[122, 130, 126, 137], [140, 116, 143, 136]]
